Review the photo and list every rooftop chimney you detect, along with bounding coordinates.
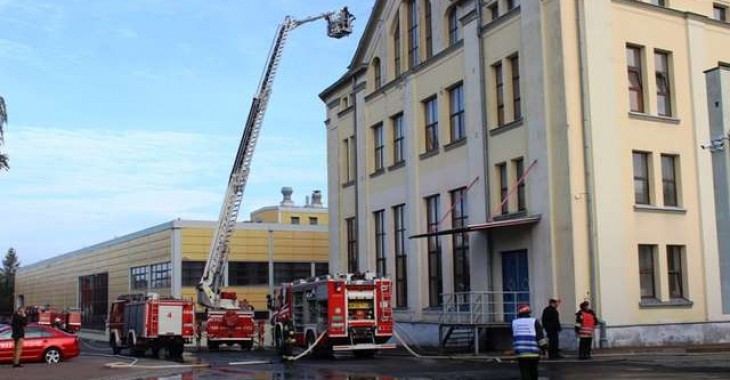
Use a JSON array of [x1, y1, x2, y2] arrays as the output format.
[[281, 187, 294, 207], [311, 190, 323, 208]]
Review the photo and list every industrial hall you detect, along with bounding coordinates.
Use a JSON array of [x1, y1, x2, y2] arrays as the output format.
[[14, 188, 329, 330], [319, 0, 730, 349]]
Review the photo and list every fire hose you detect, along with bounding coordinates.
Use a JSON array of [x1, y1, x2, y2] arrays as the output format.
[[282, 330, 328, 362], [80, 338, 210, 369], [392, 327, 502, 363]]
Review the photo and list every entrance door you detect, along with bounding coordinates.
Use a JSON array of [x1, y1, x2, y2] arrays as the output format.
[[501, 250, 529, 322]]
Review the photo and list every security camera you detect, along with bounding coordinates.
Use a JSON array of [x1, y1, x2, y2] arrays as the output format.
[[701, 138, 727, 152]]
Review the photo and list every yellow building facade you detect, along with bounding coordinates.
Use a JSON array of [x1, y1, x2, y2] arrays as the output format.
[[320, 0, 730, 347], [16, 190, 329, 330]]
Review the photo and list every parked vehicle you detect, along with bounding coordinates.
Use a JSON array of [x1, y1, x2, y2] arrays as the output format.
[[0, 323, 80, 364], [107, 293, 195, 360], [270, 272, 396, 358], [27, 307, 82, 334]]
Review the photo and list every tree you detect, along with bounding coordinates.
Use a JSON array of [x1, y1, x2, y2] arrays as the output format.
[[0, 96, 8, 171], [0, 248, 19, 313]]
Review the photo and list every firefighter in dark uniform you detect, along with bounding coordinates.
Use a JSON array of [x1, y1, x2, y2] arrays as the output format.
[[541, 298, 563, 359], [511, 304, 548, 380]]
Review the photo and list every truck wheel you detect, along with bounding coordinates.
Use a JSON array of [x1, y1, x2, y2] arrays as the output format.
[[110, 337, 121, 355], [306, 331, 316, 351], [275, 328, 284, 355], [240, 340, 253, 351]]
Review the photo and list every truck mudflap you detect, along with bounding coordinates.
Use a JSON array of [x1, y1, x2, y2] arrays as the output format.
[[331, 342, 397, 351]]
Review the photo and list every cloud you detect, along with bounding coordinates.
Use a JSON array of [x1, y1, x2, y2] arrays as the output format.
[[0, 125, 326, 265]]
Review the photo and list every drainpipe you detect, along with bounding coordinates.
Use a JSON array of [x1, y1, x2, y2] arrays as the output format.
[[476, 0, 492, 293], [574, 0, 605, 348], [352, 75, 360, 273]]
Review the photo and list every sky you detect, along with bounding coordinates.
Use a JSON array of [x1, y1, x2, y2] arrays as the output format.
[[0, 0, 374, 266]]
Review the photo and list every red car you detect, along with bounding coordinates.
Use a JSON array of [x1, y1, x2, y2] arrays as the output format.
[[0, 323, 80, 364]]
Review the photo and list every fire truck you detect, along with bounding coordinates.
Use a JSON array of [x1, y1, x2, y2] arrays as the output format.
[[107, 293, 195, 360], [195, 7, 354, 351], [270, 273, 396, 358], [27, 307, 82, 334]]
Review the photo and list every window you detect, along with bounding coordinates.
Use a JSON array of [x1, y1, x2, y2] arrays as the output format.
[[393, 204, 408, 307], [393, 12, 401, 77], [489, 3, 499, 20], [449, 84, 465, 142], [79, 273, 108, 330], [633, 151, 651, 205], [507, 0, 517, 10], [655, 51, 672, 117], [309, 217, 318, 225], [343, 138, 351, 182], [514, 158, 526, 211], [291, 216, 300, 225], [627, 46, 644, 113], [151, 262, 171, 289], [346, 217, 358, 273], [374, 210, 387, 277], [511, 55, 521, 120], [274, 262, 311, 284], [638, 245, 657, 299], [373, 123, 384, 172], [407, 0, 420, 68], [650, 0, 666, 6], [498, 163, 508, 214], [667, 245, 685, 299], [715, 4, 728, 21], [182, 261, 205, 287], [448, 7, 460, 45], [426, 194, 442, 307], [424, 97, 439, 153], [229, 262, 268, 286], [425, 0, 433, 59], [494, 62, 505, 126], [315, 262, 329, 276], [451, 188, 470, 292], [661, 154, 679, 207], [392, 113, 405, 165], [130, 266, 148, 291], [372, 57, 382, 90]]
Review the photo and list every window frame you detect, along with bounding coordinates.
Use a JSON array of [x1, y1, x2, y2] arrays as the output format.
[[627, 45, 645, 113], [150, 262, 172, 289], [374, 210, 387, 277], [424, 96, 439, 153], [425, 194, 443, 307], [393, 204, 408, 308], [638, 245, 657, 299], [661, 154, 679, 207], [655, 50, 672, 117], [667, 245, 685, 299], [181, 261, 205, 287], [372, 57, 382, 90], [346, 217, 358, 273], [448, 7, 460, 45], [229, 261, 268, 286], [392, 113, 405, 165], [424, 0, 433, 59], [510, 55, 521, 120], [393, 13, 401, 77], [130, 265, 149, 291], [498, 162, 508, 214], [450, 188, 470, 292], [494, 62, 505, 126], [372, 123, 385, 172], [514, 157, 526, 211], [407, 0, 420, 69], [449, 83, 465, 143], [715, 4, 728, 22], [633, 151, 651, 205]]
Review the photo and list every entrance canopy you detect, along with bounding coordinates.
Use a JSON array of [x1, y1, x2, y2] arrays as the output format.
[[409, 214, 541, 239]]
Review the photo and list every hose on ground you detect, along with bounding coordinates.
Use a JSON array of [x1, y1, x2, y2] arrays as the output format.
[[282, 330, 328, 362], [392, 329, 502, 363], [80, 337, 210, 369]]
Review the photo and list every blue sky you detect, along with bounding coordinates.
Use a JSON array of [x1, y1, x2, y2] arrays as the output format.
[[0, 0, 374, 265]]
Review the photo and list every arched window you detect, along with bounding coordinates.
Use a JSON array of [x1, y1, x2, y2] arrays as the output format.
[[393, 11, 401, 77], [407, 0, 420, 68], [372, 57, 382, 90], [448, 6, 460, 46], [425, 0, 433, 59]]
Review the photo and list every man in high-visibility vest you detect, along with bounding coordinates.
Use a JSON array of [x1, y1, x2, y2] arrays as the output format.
[[575, 300, 597, 360], [511, 304, 548, 380]]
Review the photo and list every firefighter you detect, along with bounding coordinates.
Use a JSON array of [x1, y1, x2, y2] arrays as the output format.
[[575, 300, 597, 360], [541, 298, 563, 359], [511, 304, 548, 380]]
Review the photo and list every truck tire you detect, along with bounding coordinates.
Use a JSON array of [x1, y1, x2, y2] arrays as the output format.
[[306, 331, 316, 351], [110, 336, 121, 355], [240, 340, 253, 350], [275, 327, 284, 355]]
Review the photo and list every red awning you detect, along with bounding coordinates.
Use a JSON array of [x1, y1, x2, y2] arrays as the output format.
[[409, 214, 541, 239]]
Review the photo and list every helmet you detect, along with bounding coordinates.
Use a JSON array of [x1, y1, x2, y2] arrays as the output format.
[[517, 304, 531, 314]]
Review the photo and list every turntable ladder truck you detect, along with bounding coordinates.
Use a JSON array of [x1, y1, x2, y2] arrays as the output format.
[[196, 7, 355, 351]]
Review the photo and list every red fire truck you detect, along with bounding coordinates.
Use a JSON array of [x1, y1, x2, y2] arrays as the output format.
[[28, 307, 82, 334], [270, 273, 396, 358], [203, 291, 254, 350], [107, 293, 195, 360]]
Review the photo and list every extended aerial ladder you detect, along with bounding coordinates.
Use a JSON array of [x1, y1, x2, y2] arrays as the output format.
[[196, 7, 355, 347]]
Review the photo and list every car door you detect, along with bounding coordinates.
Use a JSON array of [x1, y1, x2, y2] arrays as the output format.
[[0, 329, 13, 362], [22, 326, 45, 360]]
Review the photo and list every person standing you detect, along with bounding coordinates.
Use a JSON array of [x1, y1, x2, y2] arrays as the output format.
[[575, 300, 597, 360], [541, 298, 563, 359], [11, 307, 28, 368], [512, 304, 548, 380]]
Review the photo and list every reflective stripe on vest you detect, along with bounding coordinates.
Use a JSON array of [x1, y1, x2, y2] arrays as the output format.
[[512, 317, 540, 357]]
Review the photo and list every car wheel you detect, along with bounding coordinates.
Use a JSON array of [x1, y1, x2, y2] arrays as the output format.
[[44, 347, 62, 364]]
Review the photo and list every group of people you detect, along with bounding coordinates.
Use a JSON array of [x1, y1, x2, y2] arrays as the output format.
[[511, 299, 598, 380]]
